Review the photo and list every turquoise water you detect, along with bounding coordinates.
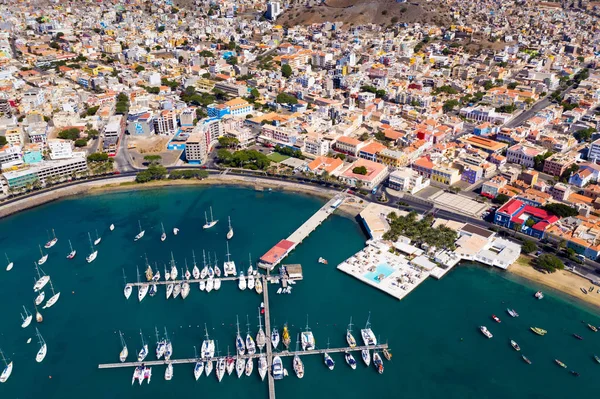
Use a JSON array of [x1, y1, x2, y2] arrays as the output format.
[[0, 186, 599, 399], [364, 263, 395, 283]]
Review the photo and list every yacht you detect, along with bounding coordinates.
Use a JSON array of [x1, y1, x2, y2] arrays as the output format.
[[255, 276, 263, 294], [223, 242, 237, 276], [173, 283, 181, 298], [42, 279, 60, 309], [33, 263, 50, 292], [236, 316, 246, 356], [480, 326, 493, 339], [132, 367, 142, 385], [193, 347, 204, 380], [301, 315, 316, 351], [226, 355, 235, 376], [137, 330, 148, 362], [66, 240, 76, 260], [137, 267, 149, 302], [245, 357, 253, 376], [21, 305, 32, 328], [238, 271, 247, 290], [86, 233, 98, 263], [4, 253, 12, 272], [236, 356, 245, 378], [134, 220, 145, 241], [160, 222, 167, 242], [360, 312, 377, 346], [164, 362, 173, 381], [35, 328, 47, 363], [346, 317, 357, 348], [0, 348, 13, 383], [258, 354, 268, 381], [272, 356, 283, 380], [44, 229, 58, 249], [155, 327, 166, 360], [93, 230, 101, 246], [271, 327, 280, 349], [246, 316, 256, 355], [283, 323, 291, 349], [345, 352, 357, 369], [181, 281, 190, 299], [201, 324, 215, 359], [203, 207, 218, 229], [324, 352, 335, 370], [38, 245, 48, 266], [227, 216, 234, 240], [373, 352, 384, 374], [192, 251, 200, 279], [361, 349, 371, 366], [110, 223, 115, 231], [166, 283, 174, 299], [204, 359, 213, 377], [119, 330, 128, 362], [256, 310, 266, 350], [35, 291, 45, 306], [216, 358, 226, 382], [248, 273, 255, 291]]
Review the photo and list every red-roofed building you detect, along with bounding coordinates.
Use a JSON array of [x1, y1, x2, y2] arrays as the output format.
[[260, 239, 296, 267], [339, 158, 389, 190], [494, 198, 559, 239]]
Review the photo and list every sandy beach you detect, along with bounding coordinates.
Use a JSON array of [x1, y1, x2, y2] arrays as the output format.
[[508, 256, 600, 308]]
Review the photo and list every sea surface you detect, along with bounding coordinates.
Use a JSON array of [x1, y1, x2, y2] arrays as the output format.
[[0, 186, 599, 399]]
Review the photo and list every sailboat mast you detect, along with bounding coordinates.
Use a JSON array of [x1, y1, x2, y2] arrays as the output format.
[[226, 241, 231, 262], [210, 207, 214, 222], [192, 250, 197, 266]]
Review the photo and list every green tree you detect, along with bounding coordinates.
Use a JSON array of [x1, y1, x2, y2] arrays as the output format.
[[276, 92, 298, 105], [86, 106, 99, 116], [443, 99, 460, 113], [218, 136, 240, 149], [541, 203, 578, 217], [58, 128, 81, 140], [250, 88, 260, 99], [49, 41, 60, 49], [86, 129, 99, 139], [493, 193, 510, 205], [74, 139, 88, 147], [134, 65, 145, 73], [0, 136, 7, 146], [227, 56, 238, 66], [136, 164, 167, 183], [281, 64, 293, 78], [536, 253, 564, 273], [522, 240, 537, 254], [143, 155, 162, 164], [87, 152, 109, 162], [352, 166, 368, 175]]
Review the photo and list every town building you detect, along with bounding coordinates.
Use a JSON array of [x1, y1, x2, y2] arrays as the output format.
[[494, 198, 559, 239], [339, 158, 389, 190], [387, 167, 430, 194]]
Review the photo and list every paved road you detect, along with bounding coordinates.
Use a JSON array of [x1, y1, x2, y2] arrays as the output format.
[[114, 134, 138, 172], [504, 85, 574, 128]]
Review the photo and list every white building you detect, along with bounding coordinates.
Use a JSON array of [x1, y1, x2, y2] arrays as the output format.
[[387, 167, 430, 194], [303, 136, 330, 156], [185, 132, 207, 164], [506, 143, 546, 168], [48, 139, 73, 160], [588, 138, 600, 163], [3, 157, 88, 188], [0, 145, 23, 168], [154, 110, 178, 135], [148, 72, 161, 86], [266, 1, 282, 20], [103, 115, 122, 141]]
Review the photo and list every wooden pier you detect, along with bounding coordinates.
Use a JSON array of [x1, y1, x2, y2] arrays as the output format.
[[128, 275, 296, 287], [262, 275, 276, 399]]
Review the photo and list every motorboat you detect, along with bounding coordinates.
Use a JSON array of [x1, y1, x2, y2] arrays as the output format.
[[66, 241, 76, 260], [258, 355, 267, 381], [271, 328, 280, 349], [573, 333, 584, 340], [206, 277, 214, 293], [383, 348, 392, 361], [199, 280, 206, 291], [0, 349, 13, 383], [318, 257, 328, 264], [522, 355, 532, 364], [360, 312, 377, 346], [134, 220, 145, 241], [203, 207, 218, 229], [555, 359, 567, 368], [345, 352, 357, 369], [361, 349, 371, 366], [373, 352, 384, 374], [35, 328, 47, 363], [588, 324, 598, 332], [324, 352, 335, 370], [480, 326, 493, 339], [160, 222, 166, 242], [44, 229, 58, 249], [595, 355, 600, 364], [530, 327, 547, 336], [570, 370, 580, 377], [110, 224, 115, 231], [272, 356, 283, 380], [248, 273, 255, 291], [492, 315, 501, 323], [164, 362, 173, 381], [534, 291, 544, 299], [510, 340, 520, 351], [507, 308, 519, 317], [173, 227, 179, 235], [239, 272, 247, 290], [119, 331, 128, 362]]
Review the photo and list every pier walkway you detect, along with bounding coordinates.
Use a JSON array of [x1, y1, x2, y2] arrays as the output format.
[[259, 194, 345, 269], [128, 274, 296, 287], [262, 275, 275, 399]]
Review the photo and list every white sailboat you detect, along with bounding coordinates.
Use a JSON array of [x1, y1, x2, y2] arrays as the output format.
[[86, 232, 98, 263], [215, 342, 225, 382], [5, 253, 13, 271], [213, 254, 221, 291], [160, 222, 166, 242], [33, 263, 50, 292], [227, 216, 234, 240], [93, 230, 101, 246], [223, 242, 237, 276], [235, 315, 246, 355], [35, 328, 47, 363], [119, 330, 128, 362], [301, 315, 315, 351], [137, 267, 149, 302], [169, 252, 178, 281], [44, 229, 58, 249], [181, 278, 190, 299], [205, 359, 213, 377], [206, 253, 214, 293], [0, 348, 13, 383], [245, 357, 254, 376], [66, 240, 76, 259], [164, 327, 173, 361], [109, 223, 115, 231], [164, 362, 173, 381], [346, 317, 357, 348], [21, 305, 32, 328], [137, 330, 148, 362], [200, 250, 209, 279], [236, 356, 245, 378], [248, 272, 255, 291], [293, 334, 304, 378], [246, 315, 256, 355], [193, 346, 204, 380], [134, 220, 145, 241], [192, 251, 200, 279], [201, 324, 215, 359], [123, 269, 132, 300], [173, 283, 181, 298], [37, 245, 48, 266], [238, 271, 246, 290], [35, 290, 45, 306], [155, 327, 166, 360], [360, 311, 377, 346], [42, 279, 60, 309], [256, 309, 266, 350], [271, 327, 280, 349], [166, 282, 174, 299], [258, 352, 267, 381], [202, 207, 218, 229]]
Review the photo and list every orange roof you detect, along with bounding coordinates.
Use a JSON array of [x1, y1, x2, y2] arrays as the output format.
[[414, 157, 434, 169], [336, 136, 361, 146], [342, 159, 387, 182], [307, 156, 343, 174], [360, 142, 387, 155], [568, 193, 593, 204]]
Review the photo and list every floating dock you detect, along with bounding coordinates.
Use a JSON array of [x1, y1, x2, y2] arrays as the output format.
[[259, 195, 345, 270]]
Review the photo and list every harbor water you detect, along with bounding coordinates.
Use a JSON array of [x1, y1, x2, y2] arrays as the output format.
[[0, 185, 599, 398]]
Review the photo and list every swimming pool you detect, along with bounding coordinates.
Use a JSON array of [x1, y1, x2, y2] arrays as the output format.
[[363, 263, 396, 284]]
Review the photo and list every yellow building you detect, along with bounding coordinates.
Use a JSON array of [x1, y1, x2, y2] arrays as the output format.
[[431, 165, 461, 185], [195, 78, 215, 92], [377, 149, 408, 168], [82, 64, 100, 76]]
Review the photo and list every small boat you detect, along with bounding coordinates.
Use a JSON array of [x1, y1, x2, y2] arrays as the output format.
[[4, 253, 13, 271], [216, 357, 226, 382], [166, 283, 174, 299], [142, 367, 152, 384], [594, 355, 600, 364], [160, 222, 166, 242], [236, 356, 245, 378], [260, 302, 265, 314], [110, 224, 115, 231], [35, 291, 45, 306], [239, 271, 247, 290], [132, 366, 142, 385], [21, 306, 32, 328], [164, 362, 173, 381], [203, 207, 218, 229], [590, 286, 595, 292], [42, 280, 60, 309], [570, 370, 580, 377], [510, 340, 520, 351], [530, 327, 547, 336], [271, 328, 280, 349], [35, 306, 43, 323], [555, 359, 567, 368], [137, 330, 148, 362], [282, 323, 291, 349], [534, 291, 544, 299], [93, 230, 101, 246], [86, 233, 97, 263], [181, 282, 190, 299], [373, 352, 384, 374], [33, 263, 50, 292], [507, 308, 519, 317], [588, 324, 598, 332], [492, 315, 501, 323], [173, 227, 179, 235], [205, 360, 213, 377], [522, 355, 532, 364], [581, 287, 588, 295], [255, 276, 263, 294], [173, 283, 182, 298], [194, 350, 204, 380], [227, 216, 234, 240], [35, 328, 47, 363], [324, 352, 335, 370], [258, 354, 267, 381], [345, 352, 357, 369], [361, 312, 377, 346], [573, 333, 584, 340], [38, 245, 48, 266], [272, 356, 283, 380], [226, 355, 235, 376], [480, 326, 493, 338], [66, 240, 76, 259], [383, 348, 392, 361], [119, 330, 128, 362], [362, 349, 370, 366], [346, 317, 357, 348], [318, 257, 328, 264], [44, 229, 58, 249], [0, 348, 13, 383], [134, 220, 145, 241], [245, 357, 254, 376], [277, 287, 282, 294]]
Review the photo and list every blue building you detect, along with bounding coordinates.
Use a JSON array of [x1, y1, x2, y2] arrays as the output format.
[[494, 198, 559, 239]]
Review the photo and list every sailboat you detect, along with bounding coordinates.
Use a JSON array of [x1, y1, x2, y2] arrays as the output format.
[[293, 333, 305, 378], [21, 305, 32, 328], [134, 220, 145, 241], [42, 279, 60, 309], [258, 351, 267, 381], [360, 312, 377, 346], [238, 271, 247, 290], [109, 223, 115, 231], [236, 315, 245, 355], [301, 315, 316, 351], [226, 348, 235, 376], [206, 254, 214, 293], [44, 229, 58, 249], [213, 253, 221, 291], [38, 245, 48, 266], [164, 264, 170, 281], [184, 260, 191, 280], [123, 269, 132, 300], [169, 252, 178, 281], [181, 279, 190, 299], [164, 362, 173, 381], [137, 266, 149, 302], [160, 222, 166, 242], [166, 282, 174, 299], [246, 315, 256, 355], [201, 324, 215, 359], [155, 327, 166, 360], [192, 251, 200, 279], [248, 267, 255, 291], [245, 356, 254, 377], [33, 263, 50, 292], [5, 253, 13, 271], [256, 309, 266, 350], [324, 339, 335, 370], [227, 216, 234, 240], [164, 327, 173, 361], [200, 250, 209, 279], [271, 327, 280, 349], [205, 359, 213, 377], [35, 328, 47, 362], [193, 346, 204, 380], [236, 355, 245, 378], [35, 290, 45, 306], [93, 230, 101, 246], [283, 323, 291, 349], [144, 256, 153, 282], [86, 232, 98, 263], [361, 348, 371, 366], [223, 242, 237, 276], [202, 207, 218, 229], [346, 317, 357, 348], [0, 348, 13, 383], [345, 352, 357, 369], [173, 282, 181, 298], [216, 342, 225, 382], [119, 330, 128, 362], [137, 330, 148, 362], [66, 240, 76, 259]]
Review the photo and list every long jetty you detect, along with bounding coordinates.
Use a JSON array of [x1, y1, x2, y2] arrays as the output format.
[[128, 274, 295, 287]]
